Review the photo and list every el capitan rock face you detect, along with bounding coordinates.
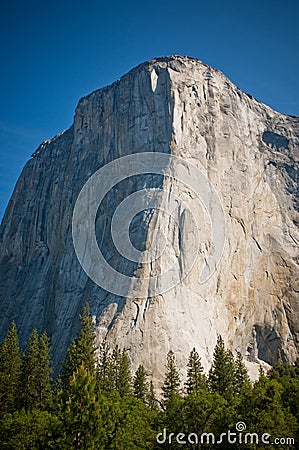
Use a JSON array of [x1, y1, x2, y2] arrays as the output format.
[[0, 56, 299, 382]]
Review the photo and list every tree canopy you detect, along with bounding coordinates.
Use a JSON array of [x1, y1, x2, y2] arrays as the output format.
[[0, 312, 298, 449]]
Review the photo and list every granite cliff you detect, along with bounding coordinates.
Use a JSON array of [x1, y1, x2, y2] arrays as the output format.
[[0, 56, 298, 382]]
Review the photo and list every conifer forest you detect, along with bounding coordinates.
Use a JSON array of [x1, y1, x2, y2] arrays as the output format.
[[0, 305, 298, 449]]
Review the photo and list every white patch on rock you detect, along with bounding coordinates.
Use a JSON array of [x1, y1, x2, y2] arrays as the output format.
[[150, 69, 158, 92]]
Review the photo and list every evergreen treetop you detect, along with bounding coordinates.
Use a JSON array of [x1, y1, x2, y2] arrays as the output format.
[[133, 365, 148, 402], [20, 328, 40, 411], [96, 340, 113, 395], [185, 347, 207, 395], [62, 303, 96, 387], [208, 335, 235, 400], [61, 364, 107, 449], [37, 331, 53, 410], [234, 351, 250, 394], [111, 346, 132, 397], [20, 328, 53, 411], [162, 350, 181, 404], [147, 380, 158, 411], [0, 321, 21, 416]]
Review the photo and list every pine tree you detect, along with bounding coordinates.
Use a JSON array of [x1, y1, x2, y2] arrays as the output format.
[[19, 329, 53, 411], [162, 350, 181, 403], [240, 377, 298, 443], [185, 347, 207, 395], [37, 331, 53, 410], [208, 335, 235, 400], [234, 351, 250, 394], [96, 340, 113, 395], [147, 380, 158, 411], [110, 346, 132, 397], [109, 395, 156, 449], [20, 328, 40, 411], [133, 365, 148, 402], [61, 364, 107, 449], [53, 374, 64, 413], [62, 304, 96, 387], [268, 362, 297, 380], [0, 321, 21, 416], [119, 349, 132, 396]]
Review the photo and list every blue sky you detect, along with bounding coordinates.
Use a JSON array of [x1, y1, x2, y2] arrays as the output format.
[[0, 0, 298, 220]]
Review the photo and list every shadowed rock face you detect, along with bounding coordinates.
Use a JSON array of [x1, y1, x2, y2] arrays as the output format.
[[0, 56, 298, 381]]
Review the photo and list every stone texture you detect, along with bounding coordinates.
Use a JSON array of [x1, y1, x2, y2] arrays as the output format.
[[0, 56, 298, 384]]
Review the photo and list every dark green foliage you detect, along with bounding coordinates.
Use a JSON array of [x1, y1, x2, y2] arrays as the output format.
[[62, 304, 96, 387], [107, 394, 156, 449], [1, 312, 298, 449], [59, 364, 107, 449], [158, 392, 184, 445], [52, 374, 64, 413], [133, 365, 148, 402], [158, 390, 235, 450], [37, 332, 53, 410], [58, 365, 154, 449], [239, 377, 298, 449], [234, 351, 251, 394], [19, 329, 53, 412], [268, 362, 298, 380], [147, 380, 158, 411], [110, 346, 132, 397], [268, 362, 299, 437], [20, 329, 41, 411], [96, 340, 113, 395], [280, 376, 299, 429], [182, 390, 235, 436], [185, 347, 207, 394], [208, 335, 235, 400], [97, 342, 133, 397], [0, 409, 57, 450], [117, 349, 133, 397], [0, 322, 21, 416], [162, 350, 181, 404]]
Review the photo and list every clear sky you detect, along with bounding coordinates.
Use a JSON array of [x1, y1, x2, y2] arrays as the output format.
[[0, 0, 298, 220]]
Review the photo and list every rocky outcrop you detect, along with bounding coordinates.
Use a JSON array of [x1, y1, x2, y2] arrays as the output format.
[[0, 56, 298, 383]]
